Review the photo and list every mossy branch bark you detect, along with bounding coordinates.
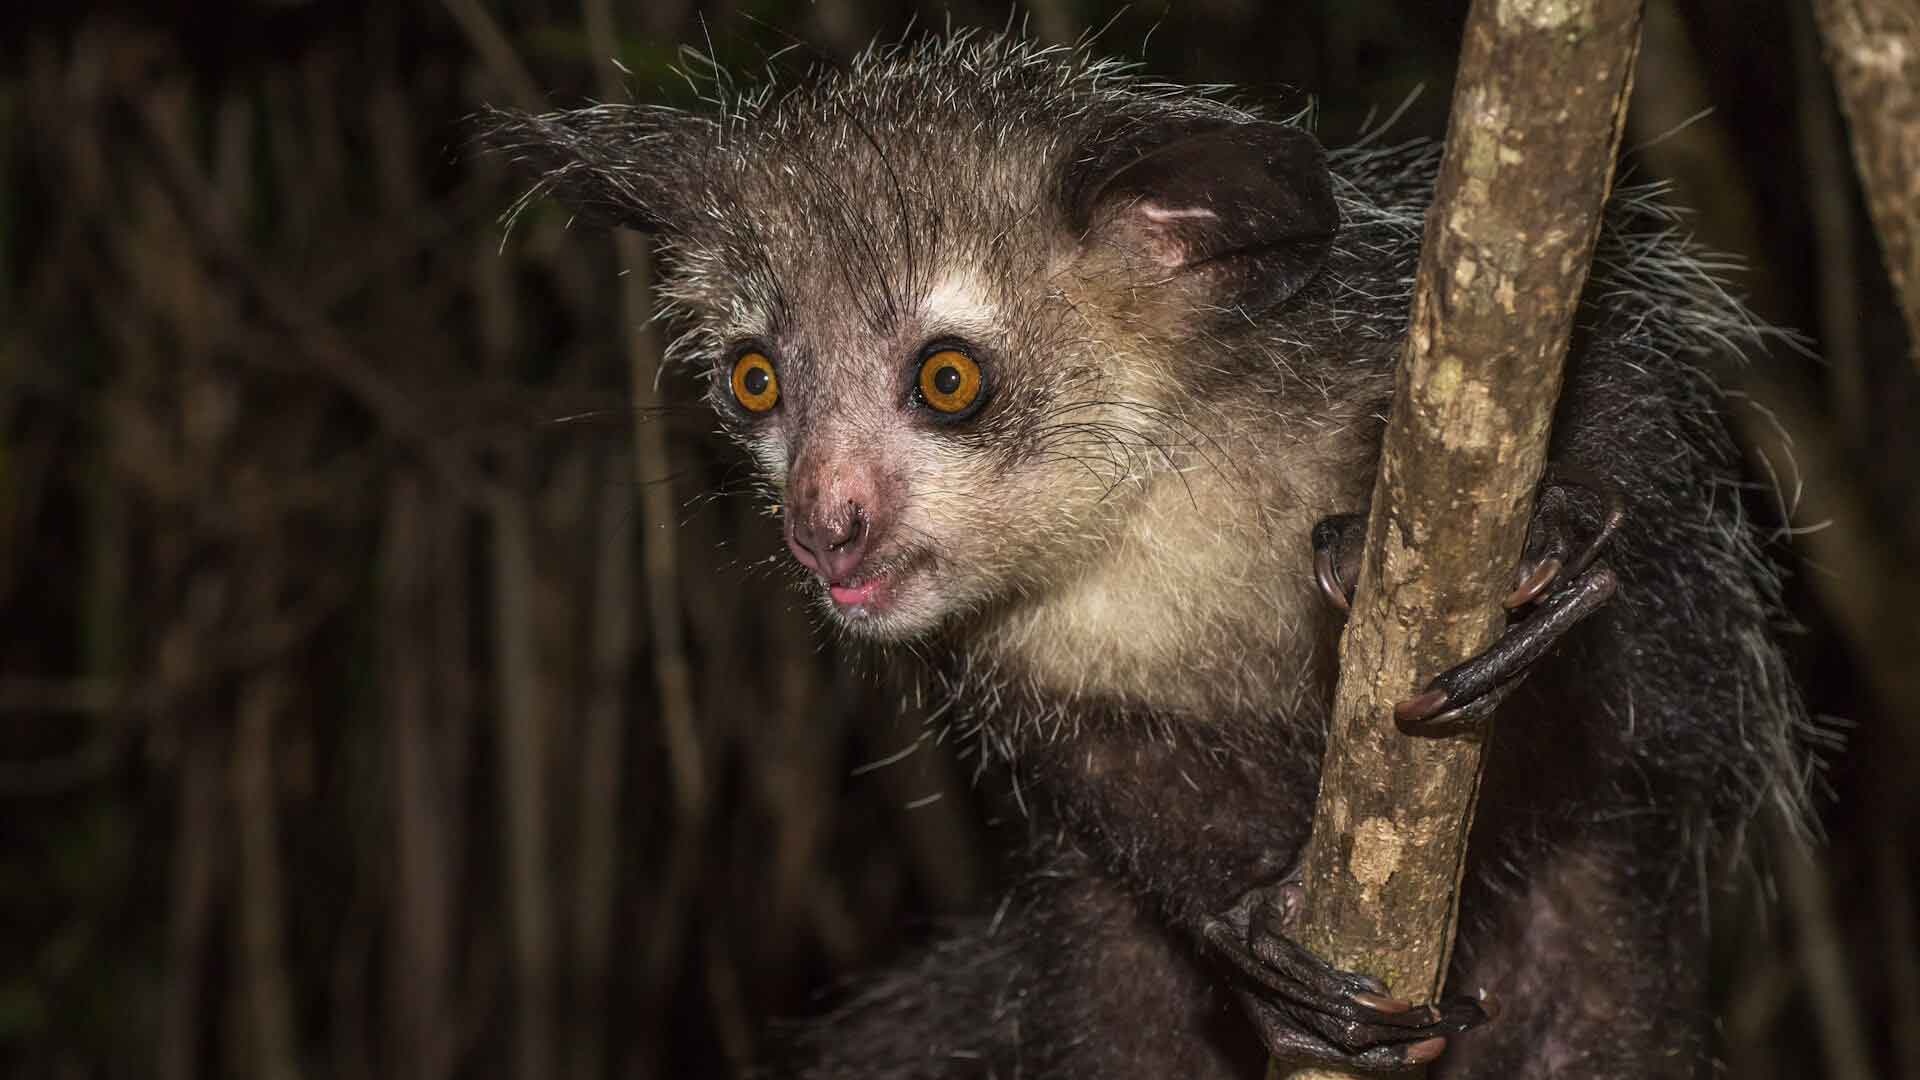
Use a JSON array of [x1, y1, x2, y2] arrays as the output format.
[[1280, 2, 1645, 1077]]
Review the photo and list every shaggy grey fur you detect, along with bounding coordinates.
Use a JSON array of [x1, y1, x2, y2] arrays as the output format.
[[484, 33, 1812, 1078]]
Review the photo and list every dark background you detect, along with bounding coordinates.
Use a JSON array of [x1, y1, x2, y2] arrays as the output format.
[[1, 1, 1915, 1077]]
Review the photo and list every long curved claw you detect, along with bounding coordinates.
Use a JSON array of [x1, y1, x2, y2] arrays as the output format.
[[1311, 513, 1367, 613], [1315, 469, 1623, 619], [1504, 466, 1626, 608], [1313, 466, 1628, 737], [1202, 883, 1494, 1071], [1544, 463, 1627, 583], [1395, 563, 1618, 736]]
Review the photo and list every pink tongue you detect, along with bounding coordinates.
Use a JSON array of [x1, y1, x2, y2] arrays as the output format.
[[830, 580, 878, 606]]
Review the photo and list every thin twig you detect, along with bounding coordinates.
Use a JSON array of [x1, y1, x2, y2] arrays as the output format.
[[384, 469, 455, 1080], [1775, 825, 1875, 1080], [487, 489, 556, 1080], [231, 669, 304, 1080], [570, 447, 634, 1080], [583, 0, 705, 826], [1789, 0, 1866, 443]]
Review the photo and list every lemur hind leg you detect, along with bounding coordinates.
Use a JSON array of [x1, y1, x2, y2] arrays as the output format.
[[1437, 834, 1708, 1078], [788, 859, 1262, 1079]]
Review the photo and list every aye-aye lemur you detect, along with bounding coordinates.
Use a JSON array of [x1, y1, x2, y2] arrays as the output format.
[[486, 34, 1811, 1078]]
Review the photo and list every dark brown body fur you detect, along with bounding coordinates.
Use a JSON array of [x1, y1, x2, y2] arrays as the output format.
[[485, 34, 1809, 1078]]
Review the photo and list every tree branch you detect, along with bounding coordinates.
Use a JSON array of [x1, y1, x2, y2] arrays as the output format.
[[1284, 1, 1645, 1076]]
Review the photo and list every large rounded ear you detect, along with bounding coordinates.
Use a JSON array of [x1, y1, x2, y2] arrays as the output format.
[[475, 104, 714, 234], [1066, 119, 1338, 314]]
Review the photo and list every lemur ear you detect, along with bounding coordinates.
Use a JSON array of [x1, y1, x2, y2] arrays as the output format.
[[476, 104, 712, 233], [1068, 120, 1338, 312]]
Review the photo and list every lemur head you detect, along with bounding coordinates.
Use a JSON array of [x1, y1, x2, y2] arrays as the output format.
[[486, 38, 1339, 644]]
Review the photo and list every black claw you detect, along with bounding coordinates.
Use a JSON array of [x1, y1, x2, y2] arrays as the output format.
[[1505, 555, 1562, 609], [1349, 990, 1411, 1015], [1395, 563, 1618, 736], [1545, 464, 1626, 583], [1245, 996, 1456, 1071], [1315, 543, 1351, 613], [1205, 884, 1494, 1071], [1396, 568, 1617, 736], [1310, 513, 1366, 613], [1395, 674, 1529, 737], [1394, 688, 1451, 727], [1317, 470, 1624, 738]]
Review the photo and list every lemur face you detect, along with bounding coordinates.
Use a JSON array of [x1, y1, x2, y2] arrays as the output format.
[[699, 255, 1182, 641], [485, 41, 1338, 642]]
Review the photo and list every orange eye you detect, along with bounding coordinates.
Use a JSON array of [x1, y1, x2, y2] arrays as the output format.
[[731, 351, 779, 413], [917, 349, 983, 415]]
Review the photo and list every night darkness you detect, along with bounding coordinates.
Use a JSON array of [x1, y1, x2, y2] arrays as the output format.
[[0, 2, 1914, 1077]]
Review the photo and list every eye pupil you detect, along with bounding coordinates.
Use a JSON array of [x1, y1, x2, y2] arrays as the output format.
[[916, 348, 983, 418], [731, 351, 779, 413]]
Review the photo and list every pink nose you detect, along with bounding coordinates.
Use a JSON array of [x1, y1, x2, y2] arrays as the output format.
[[787, 501, 870, 582], [784, 453, 890, 583]]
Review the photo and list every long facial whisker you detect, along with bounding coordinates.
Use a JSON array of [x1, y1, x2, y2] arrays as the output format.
[[1027, 397, 1243, 489], [1027, 415, 1211, 506]]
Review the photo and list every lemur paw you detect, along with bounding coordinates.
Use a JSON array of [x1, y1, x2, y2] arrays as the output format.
[[1311, 465, 1625, 736], [1201, 880, 1492, 1071]]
